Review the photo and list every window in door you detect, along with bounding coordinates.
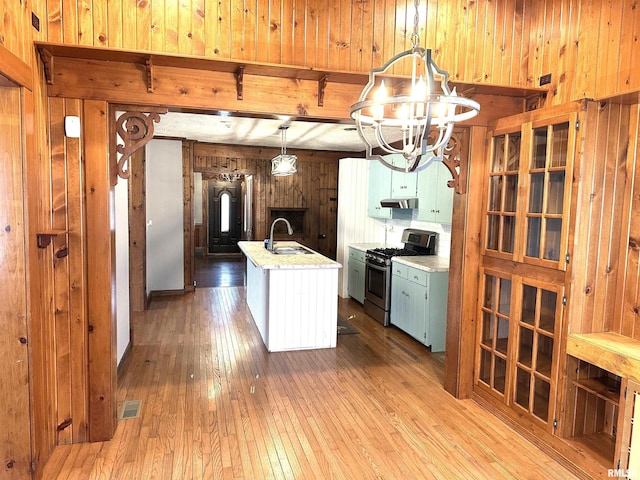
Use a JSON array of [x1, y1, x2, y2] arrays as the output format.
[[485, 131, 521, 255], [220, 192, 230, 233], [513, 280, 562, 425], [477, 272, 513, 396], [524, 120, 572, 267]]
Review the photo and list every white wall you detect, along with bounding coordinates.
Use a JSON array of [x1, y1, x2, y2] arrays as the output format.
[[115, 176, 130, 365], [146, 139, 185, 293], [336, 157, 452, 298]]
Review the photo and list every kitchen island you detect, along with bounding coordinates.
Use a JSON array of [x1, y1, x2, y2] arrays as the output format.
[[238, 241, 342, 352]]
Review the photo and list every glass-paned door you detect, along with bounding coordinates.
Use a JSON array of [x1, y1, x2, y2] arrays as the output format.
[[523, 118, 576, 270], [512, 279, 563, 429], [485, 131, 521, 256], [477, 271, 513, 397]]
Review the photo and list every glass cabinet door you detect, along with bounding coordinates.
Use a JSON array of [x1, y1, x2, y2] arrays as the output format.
[[477, 109, 577, 437], [512, 279, 563, 429], [485, 131, 521, 256], [483, 114, 576, 270], [523, 118, 575, 270], [477, 271, 513, 397]]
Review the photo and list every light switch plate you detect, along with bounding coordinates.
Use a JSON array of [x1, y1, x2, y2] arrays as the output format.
[[64, 116, 81, 138]]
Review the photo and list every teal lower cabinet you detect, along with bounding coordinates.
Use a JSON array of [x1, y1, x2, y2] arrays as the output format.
[[347, 247, 366, 304], [390, 260, 449, 352]]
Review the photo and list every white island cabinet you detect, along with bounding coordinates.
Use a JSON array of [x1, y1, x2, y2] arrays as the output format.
[[238, 241, 342, 352]]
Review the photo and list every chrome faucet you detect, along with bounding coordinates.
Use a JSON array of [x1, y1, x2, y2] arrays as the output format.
[[268, 217, 293, 251]]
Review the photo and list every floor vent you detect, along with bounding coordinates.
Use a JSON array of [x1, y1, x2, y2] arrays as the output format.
[[120, 400, 142, 420]]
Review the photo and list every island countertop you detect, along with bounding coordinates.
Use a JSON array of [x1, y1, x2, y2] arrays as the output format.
[[238, 241, 342, 270]]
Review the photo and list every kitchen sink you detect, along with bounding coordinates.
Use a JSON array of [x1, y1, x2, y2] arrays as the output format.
[[270, 246, 313, 255]]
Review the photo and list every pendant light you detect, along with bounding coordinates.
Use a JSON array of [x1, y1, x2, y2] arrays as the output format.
[[350, 0, 480, 172], [271, 126, 297, 176]]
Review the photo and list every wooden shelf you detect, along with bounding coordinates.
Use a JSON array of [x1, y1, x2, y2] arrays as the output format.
[[565, 433, 616, 468], [568, 332, 640, 383], [34, 42, 549, 98], [573, 377, 620, 406]]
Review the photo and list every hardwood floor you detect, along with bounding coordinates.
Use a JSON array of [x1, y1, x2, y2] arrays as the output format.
[[43, 288, 579, 479], [194, 255, 245, 288]]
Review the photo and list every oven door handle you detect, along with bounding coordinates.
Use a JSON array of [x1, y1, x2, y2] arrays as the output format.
[[366, 262, 389, 272]]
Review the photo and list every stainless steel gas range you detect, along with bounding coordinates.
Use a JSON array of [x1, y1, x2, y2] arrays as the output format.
[[364, 229, 438, 326]]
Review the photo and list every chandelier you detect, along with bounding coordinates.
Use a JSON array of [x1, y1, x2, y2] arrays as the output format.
[[271, 126, 297, 176], [220, 172, 242, 182], [350, 0, 480, 172]]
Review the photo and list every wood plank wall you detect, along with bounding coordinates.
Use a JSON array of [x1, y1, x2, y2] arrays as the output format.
[[567, 102, 635, 337], [48, 96, 90, 445], [2, 0, 632, 107], [526, 0, 640, 104], [618, 105, 640, 339], [0, 0, 32, 65], [192, 143, 342, 259]]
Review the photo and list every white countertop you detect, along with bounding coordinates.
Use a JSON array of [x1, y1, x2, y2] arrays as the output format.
[[349, 242, 402, 252], [392, 255, 450, 272], [239, 241, 342, 270]]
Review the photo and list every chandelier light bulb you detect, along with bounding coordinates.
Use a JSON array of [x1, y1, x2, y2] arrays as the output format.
[[373, 81, 387, 122], [413, 76, 427, 118]]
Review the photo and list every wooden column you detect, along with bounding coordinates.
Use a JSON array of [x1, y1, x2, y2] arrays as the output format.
[[83, 100, 117, 441], [128, 148, 146, 312], [444, 126, 486, 399], [182, 141, 194, 291], [23, 60, 58, 479], [0, 85, 32, 479]]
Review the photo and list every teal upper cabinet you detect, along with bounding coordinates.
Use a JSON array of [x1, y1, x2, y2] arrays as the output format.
[[390, 155, 418, 198], [417, 161, 454, 224], [367, 160, 392, 219]]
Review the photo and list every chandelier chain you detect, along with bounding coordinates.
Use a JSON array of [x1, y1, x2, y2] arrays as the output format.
[[282, 127, 287, 155], [411, 0, 420, 49]]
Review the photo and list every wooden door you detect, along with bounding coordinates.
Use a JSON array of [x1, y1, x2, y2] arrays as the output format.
[[475, 108, 578, 434], [208, 181, 242, 254], [0, 86, 33, 479]]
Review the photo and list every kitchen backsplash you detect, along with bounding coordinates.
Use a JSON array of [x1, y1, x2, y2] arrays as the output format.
[[381, 216, 451, 258]]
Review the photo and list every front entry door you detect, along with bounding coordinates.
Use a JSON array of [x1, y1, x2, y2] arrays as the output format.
[[208, 181, 242, 254]]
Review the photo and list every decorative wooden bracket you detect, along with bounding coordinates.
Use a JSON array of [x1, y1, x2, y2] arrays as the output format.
[[41, 48, 54, 85], [235, 66, 245, 100], [437, 132, 466, 195], [318, 74, 329, 107], [36, 230, 67, 249], [115, 111, 163, 181], [145, 57, 154, 93]]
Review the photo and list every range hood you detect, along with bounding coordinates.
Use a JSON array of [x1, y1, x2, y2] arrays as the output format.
[[380, 198, 419, 209]]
